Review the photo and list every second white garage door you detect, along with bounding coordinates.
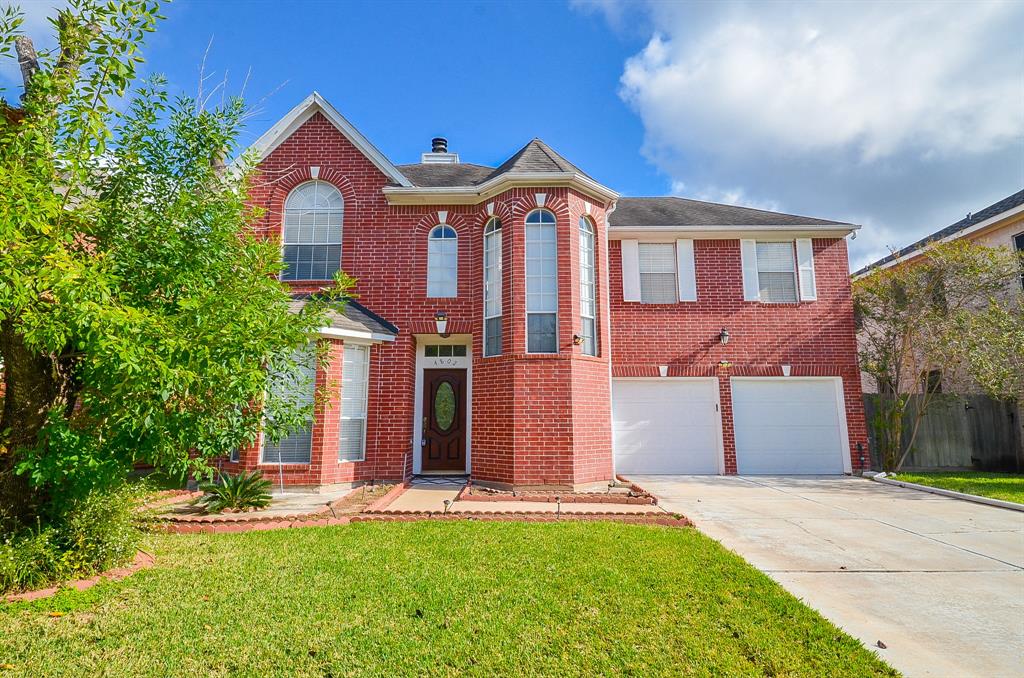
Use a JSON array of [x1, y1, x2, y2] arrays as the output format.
[[731, 378, 848, 475], [612, 379, 722, 474]]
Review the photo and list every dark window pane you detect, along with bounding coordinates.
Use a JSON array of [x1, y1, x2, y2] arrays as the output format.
[[281, 245, 340, 281], [425, 345, 438, 357], [582, 317, 597, 356], [452, 345, 467, 357], [485, 317, 502, 356], [527, 313, 557, 353]]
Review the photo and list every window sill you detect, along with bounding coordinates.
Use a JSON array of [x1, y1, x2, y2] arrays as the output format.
[[338, 458, 366, 464]]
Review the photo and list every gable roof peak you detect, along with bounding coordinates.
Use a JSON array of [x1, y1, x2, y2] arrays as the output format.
[[245, 92, 411, 187]]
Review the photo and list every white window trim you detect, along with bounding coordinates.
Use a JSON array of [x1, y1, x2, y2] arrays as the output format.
[[339, 343, 370, 463], [282, 180, 344, 282], [259, 346, 317, 466], [637, 241, 679, 305], [483, 218, 502, 357], [427, 224, 458, 298], [747, 239, 800, 304], [525, 209, 559, 354], [579, 216, 597, 356]]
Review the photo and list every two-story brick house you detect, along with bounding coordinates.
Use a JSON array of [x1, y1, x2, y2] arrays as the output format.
[[224, 92, 869, 490]]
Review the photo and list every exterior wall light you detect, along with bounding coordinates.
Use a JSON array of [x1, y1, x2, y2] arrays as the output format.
[[433, 310, 449, 337], [719, 328, 730, 345], [572, 334, 584, 346], [781, 364, 792, 377]]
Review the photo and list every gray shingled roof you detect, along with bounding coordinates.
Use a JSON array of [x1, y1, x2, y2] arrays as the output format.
[[395, 163, 495, 187], [611, 197, 851, 228], [394, 138, 595, 188], [854, 188, 1024, 276], [289, 295, 398, 337]]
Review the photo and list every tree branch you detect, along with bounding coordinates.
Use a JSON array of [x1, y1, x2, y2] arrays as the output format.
[[14, 36, 38, 92]]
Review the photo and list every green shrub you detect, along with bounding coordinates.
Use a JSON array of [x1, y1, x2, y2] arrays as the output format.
[[57, 484, 144, 575], [0, 485, 144, 594], [197, 470, 272, 513]]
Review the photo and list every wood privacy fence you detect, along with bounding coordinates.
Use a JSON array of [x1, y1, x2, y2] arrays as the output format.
[[863, 394, 1023, 471]]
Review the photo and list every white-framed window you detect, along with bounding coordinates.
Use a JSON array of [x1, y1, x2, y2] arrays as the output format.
[[339, 344, 370, 462], [756, 241, 799, 303], [1014, 232, 1024, 290], [427, 225, 458, 297], [638, 243, 677, 304], [579, 216, 597, 356], [262, 346, 316, 464], [483, 218, 503, 356], [525, 209, 558, 353], [229, 447, 240, 463], [282, 181, 343, 281]]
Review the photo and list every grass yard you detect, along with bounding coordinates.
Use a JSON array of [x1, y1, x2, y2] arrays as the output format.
[[890, 471, 1024, 504], [0, 522, 896, 677]]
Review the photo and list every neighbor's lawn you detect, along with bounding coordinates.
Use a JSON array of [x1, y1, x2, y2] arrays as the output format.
[[891, 471, 1024, 504], [0, 522, 896, 677]]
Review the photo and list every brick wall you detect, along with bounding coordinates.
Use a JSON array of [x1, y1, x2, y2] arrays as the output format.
[[608, 237, 869, 471]]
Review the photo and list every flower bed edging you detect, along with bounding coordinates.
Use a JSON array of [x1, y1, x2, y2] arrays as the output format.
[[364, 480, 411, 512], [3, 550, 156, 604]]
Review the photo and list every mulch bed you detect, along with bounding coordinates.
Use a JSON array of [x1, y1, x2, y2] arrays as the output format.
[[455, 483, 657, 505]]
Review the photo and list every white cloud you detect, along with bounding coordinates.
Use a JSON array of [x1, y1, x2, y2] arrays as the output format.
[[587, 0, 1024, 269]]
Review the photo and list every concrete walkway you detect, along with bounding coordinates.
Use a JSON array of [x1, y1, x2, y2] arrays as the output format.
[[630, 475, 1024, 678]]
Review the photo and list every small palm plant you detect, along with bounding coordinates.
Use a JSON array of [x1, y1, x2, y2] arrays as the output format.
[[197, 471, 273, 514]]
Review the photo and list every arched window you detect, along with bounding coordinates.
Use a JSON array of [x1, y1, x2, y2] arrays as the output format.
[[282, 181, 343, 281], [525, 209, 557, 353], [579, 216, 597, 356], [427, 225, 458, 298], [483, 218, 503, 356]]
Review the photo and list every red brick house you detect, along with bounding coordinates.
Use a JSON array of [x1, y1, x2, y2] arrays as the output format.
[[224, 92, 869, 490]]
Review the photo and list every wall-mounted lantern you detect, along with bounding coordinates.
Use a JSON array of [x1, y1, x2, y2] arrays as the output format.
[[434, 310, 449, 337], [572, 334, 584, 346], [719, 328, 730, 345]]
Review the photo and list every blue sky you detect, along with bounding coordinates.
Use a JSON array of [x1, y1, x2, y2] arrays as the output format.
[[6, 0, 1023, 269]]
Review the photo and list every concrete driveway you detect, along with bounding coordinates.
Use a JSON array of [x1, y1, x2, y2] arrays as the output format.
[[631, 475, 1024, 678]]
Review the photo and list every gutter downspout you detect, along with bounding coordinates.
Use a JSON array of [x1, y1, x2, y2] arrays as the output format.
[[603, 199, 623, 487]]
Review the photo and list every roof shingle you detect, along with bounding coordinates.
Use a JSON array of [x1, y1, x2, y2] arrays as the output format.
[[611, 196, 851, 228]]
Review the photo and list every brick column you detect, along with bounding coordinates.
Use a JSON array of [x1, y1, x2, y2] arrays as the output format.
[[310, 337, 344, 485], [717, 368, 738, 474]]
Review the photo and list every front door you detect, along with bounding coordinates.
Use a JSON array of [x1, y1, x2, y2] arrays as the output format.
[[421, 369, 467, 472]]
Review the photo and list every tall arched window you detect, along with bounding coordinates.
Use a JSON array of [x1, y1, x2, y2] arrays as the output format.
[[579, 216, 597, 356], [483, 218, 503, 356], [282, 181, 343, 281], [525, 209, 557, 353], [427, 225, 458, 298]]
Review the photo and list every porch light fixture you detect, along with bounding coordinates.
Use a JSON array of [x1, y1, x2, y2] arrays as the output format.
[[572, 334, 584, 346], [658, 365, 669, 377], [433, 310, 449, 337], [718, 328, 730, 345], [781, 364, 792, 377]]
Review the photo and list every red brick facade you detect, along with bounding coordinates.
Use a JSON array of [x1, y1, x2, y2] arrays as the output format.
[[223, 100, 867, 488]]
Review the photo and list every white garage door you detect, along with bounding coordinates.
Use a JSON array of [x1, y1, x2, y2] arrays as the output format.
[[612, 379, 721, 474], [732, 379, 847, 475]]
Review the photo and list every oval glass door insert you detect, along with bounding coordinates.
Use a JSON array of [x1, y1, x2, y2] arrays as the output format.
[[434, 381, 456, 431]]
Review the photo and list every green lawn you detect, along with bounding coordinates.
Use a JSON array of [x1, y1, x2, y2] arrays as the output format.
[[890, 471, 1024, 504], [0, 522, 895, 677]]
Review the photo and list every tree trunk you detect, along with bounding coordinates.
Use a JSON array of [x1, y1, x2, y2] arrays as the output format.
[[0, 319, 63, 527]]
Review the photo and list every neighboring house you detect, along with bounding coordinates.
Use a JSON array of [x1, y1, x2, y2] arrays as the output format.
[[854, 189, 1024, 394], [224, 92, 868, 489]]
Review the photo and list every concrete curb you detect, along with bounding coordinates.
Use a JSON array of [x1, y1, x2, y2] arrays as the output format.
[[871, 473, 1024, 513]]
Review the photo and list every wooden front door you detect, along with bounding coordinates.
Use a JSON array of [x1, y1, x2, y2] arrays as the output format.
[[421, 369, 467, 472]]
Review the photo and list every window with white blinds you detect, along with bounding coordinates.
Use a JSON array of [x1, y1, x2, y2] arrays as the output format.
[[579, 217, 597, 355], [483, 218, 502, 356], [427, 225, 458, 298], [340, 344, 370, 462], [639, 243, 678, 304], [262, 347, 316, 464], [525, 209, 558, 353], [756, 242, 798, 303], [282, 181, 343, 281]]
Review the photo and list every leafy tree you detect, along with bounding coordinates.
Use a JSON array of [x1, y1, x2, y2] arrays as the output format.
[[854, 240, 1023, 470], [0, 1, 349, 525]]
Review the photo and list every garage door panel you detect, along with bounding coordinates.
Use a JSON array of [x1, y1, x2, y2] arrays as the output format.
[[612, 379, 720, 475], [732, 379, 846, 475]]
